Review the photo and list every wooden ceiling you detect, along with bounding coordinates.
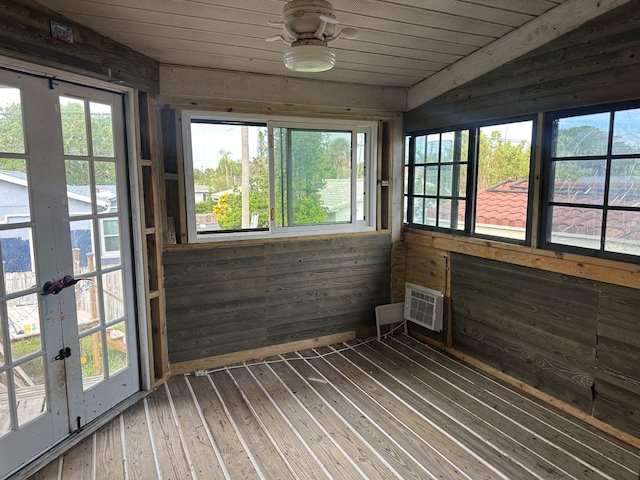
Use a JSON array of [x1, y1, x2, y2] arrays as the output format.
[[36, 0, 571, 89]]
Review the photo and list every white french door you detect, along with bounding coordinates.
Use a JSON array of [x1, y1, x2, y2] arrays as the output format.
[[0, 68, 139, 478]]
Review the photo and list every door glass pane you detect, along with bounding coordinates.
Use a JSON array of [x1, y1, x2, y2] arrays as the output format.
[[0, 86, 25, 154], [612, 108, 640, 154], [605, 210, 640, 255], [80, 332, 103, 389], [8, 293, 41, 360], [95, 161, 118, 214], [1, 228, 34, 295], [15, 356, 46, 427], [70, 220, 96, 274], [0, 159, 30, 223], [90, 102, 114, 157], [75, 274, 98, 334], [102, 270, 124, 323], [60, 97, 88, 156], [553, 113, 610, 157], [106, 321, 127, 376], [0, 312, 4, 369], [0, 370, 9, 436], [100, 218, 121, 267], [66, 160, 92, 216]]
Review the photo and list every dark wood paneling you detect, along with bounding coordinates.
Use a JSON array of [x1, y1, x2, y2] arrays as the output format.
[[164, 233, 391, 363], [0, 0, 158, 93], [450, 253, 598, 412], [594, 283, 640, 437], [405, 2, 640, 131]]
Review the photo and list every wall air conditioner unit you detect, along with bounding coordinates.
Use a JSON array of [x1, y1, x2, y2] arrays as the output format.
[[404, 283, 444, 332]]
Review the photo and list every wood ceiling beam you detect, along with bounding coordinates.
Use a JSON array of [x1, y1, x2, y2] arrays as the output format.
[[406, 0, 632, 111]]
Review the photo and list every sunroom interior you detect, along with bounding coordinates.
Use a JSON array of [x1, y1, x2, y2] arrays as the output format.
[[1, 0, 640, 478]]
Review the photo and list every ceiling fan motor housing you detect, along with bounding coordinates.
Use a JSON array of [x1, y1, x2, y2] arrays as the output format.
[[283, 0, 338, 40]]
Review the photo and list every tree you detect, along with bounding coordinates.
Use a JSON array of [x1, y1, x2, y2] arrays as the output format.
[[0, 100, 115, 183], [215, 131, 270, 230], [273, 128, 333, 226], [477, 130, 531, 190], [217, 150, 241, 188]]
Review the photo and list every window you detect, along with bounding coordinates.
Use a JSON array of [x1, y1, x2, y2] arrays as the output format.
[[101, 218, 120, 254], [182, 112, 377, 242], [405, 118, 534, 243], [541, 103, 640, 259]]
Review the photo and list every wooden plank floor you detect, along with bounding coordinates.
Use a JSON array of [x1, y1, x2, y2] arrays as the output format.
[[25, 334, 640, 479]]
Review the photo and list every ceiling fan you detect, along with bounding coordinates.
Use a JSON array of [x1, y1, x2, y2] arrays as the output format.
[[266, 0, 358, 72]]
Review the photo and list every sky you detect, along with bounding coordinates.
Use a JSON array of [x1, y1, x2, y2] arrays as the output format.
[[190, 123, 263, 170]]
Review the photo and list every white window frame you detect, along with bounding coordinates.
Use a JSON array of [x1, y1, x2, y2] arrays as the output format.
[[182, 111, 378, 243], [100, 217, 120, 257]]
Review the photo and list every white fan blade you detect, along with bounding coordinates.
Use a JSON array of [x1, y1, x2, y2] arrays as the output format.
[[319, 14, 339, 24]]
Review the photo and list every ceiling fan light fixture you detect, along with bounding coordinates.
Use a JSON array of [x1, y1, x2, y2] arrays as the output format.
[[284, 41, 335, 72], [267, 0, 357, 73]]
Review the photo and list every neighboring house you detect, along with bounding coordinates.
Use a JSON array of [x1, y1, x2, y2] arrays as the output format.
[[193, 184, 210, 203], [320, 178, 364, 222], [0, 171, 118, 270]]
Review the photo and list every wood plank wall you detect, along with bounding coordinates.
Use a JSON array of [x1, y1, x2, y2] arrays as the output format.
[[404, 1, 640, 131], [164, 233, 391, 365], [449, 253, 640, 439], [397, 0, 640, 441], [0, 0, 159, 93]]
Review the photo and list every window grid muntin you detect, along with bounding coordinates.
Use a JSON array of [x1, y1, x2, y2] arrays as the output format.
[[545, 105, 640, 259], [408, 130, 469, 231]]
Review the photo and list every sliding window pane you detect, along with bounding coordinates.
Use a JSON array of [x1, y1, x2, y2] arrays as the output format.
[[274, 128, 351, 226], [191, 122, 269, 232]]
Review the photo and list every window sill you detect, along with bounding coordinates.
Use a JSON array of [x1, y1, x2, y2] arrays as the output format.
[[166, 228, 390, 251], [402, 227, 640, 290]]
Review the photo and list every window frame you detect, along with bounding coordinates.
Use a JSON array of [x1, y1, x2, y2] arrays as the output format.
[[181, 111, 378, 243], [100, 217, 120, 257], [404, 115, 536, 245], [539, 100, 640, 263]]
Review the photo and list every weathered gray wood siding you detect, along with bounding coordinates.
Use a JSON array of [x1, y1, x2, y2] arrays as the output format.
[[405, 1, 640, 131], [594, 284, 640, 437], [164, 233, 391, 363], [0, 0, 159, 93], [450, 253, 640, 437]]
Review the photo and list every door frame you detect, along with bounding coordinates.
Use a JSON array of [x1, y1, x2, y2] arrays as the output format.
[[0, 54, 152, 478]]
